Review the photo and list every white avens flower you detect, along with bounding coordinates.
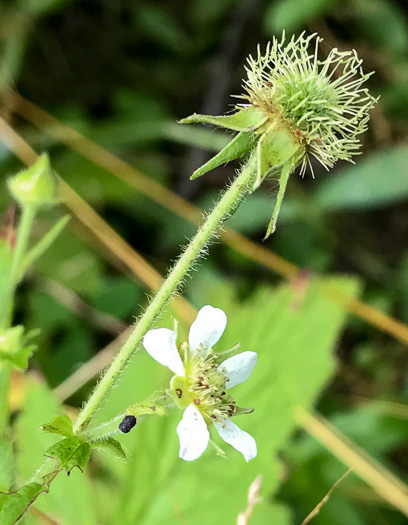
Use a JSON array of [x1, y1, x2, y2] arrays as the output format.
[[143, 305, 257, 462], [181, 32, 377, 237]]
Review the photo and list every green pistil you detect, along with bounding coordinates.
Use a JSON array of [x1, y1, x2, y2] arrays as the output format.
[[170, 346, 237, 423]]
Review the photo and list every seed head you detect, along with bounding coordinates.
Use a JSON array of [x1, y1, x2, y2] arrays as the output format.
[[181, 32, 377, 236], [239, 32, 378, 177]]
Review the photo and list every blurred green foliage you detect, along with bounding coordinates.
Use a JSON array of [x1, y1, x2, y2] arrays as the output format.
[[1, 0, 408, 523]]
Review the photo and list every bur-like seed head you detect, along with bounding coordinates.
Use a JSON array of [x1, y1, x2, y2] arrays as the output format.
[[239, 32, 378, 176]]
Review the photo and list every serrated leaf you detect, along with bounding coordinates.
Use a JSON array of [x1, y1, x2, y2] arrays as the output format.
[[0, 482, 46, 525], [190, 131, 256, 180], [41, 415, 74, 437], [45, 437, 91, 473], [180, 106, 266, 131], [97, 277, 359, 524], [15, 379, 98, 524], [0, 470, 55, 525], [91, 438, 127, 461]]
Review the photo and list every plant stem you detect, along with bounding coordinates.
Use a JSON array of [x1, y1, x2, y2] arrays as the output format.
[[73, 155, 257, 433], [0, 204, 36, 330], [0, 204, 36, 434], [20, 214, 70, 278], [0, 362, 10, 434]]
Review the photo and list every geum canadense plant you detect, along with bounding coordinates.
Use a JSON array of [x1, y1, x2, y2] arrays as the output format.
[[0, 32, 376, 524]]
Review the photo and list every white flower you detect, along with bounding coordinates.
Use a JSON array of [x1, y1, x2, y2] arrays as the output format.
[[143, 305, 257, 462]]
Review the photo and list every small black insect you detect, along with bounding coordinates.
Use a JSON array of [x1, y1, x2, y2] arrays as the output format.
[[119, 415, 137, 433]]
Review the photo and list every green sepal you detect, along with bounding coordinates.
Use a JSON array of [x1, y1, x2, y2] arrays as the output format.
[[256, 125, 300, 188], [180, 106, 266, 131], [264, 161, 292, 239], [91, 438, 127, 461], [45, 436, 91, 473], [190, 132, 257, 180], [0, 326, 36, 370], [232, 406, 254, 416], [127, 391, 169, 417], [7, 154, 58, 209], [41, 415, 74, 438]]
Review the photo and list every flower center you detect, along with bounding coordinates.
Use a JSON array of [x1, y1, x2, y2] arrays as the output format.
[[170, 345, 236, 423]]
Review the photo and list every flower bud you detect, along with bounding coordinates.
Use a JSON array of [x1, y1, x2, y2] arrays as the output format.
[[7, 154, 58, 208], [0, 325, 35, 369]]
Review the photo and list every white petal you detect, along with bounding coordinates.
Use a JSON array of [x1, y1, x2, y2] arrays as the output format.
[[188, 305, 227, 356], [215, 419, 257, 462], [218, 351, 257, 389], [143, 328, 185, 376], [177, 404, 210, 461]]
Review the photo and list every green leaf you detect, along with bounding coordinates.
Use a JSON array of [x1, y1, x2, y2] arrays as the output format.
[[91, 438, 127, 461], [137, 5, 190, 54], [314, 146, 408, 211], [180, 106, 266, 131], [0, 481, 48, 525], [190, 131, 256, 180], [15, 380, 98, 524], [45, 437, 91, 473], [90, 276, 142, 318], [354, 0, 408, 55], [95, 277, 359, 524], [264, 0, 338, 33], [41, 415, 74, 438], [147, 276, 359, 524]]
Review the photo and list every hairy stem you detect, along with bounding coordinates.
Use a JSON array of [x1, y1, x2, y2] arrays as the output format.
[[73, 155, 257, 433]]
